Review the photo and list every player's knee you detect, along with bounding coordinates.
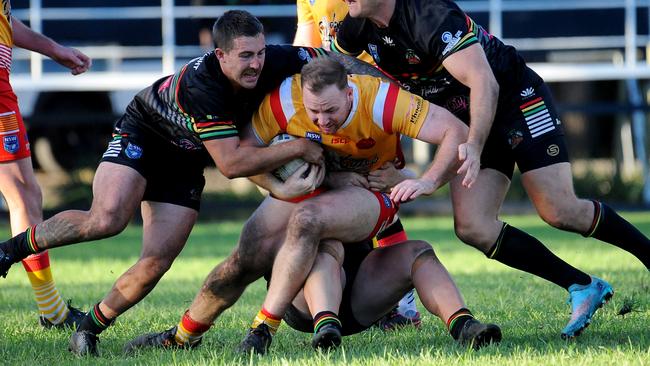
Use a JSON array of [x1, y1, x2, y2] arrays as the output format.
[[538, 204, 575, 230], [138, 256, 173, 281], [454, 219, 484, 247], [408, 240, 436, 260], [288, 203, 324, 238], [318, 239, 344, 265], [92, 215, 127, 237]]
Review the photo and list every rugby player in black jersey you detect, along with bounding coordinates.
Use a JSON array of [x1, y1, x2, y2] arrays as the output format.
[[332, 0, 650, 339], [0, 10, 330, 356]]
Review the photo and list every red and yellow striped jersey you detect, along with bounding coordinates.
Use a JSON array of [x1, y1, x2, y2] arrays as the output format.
[[252, 74, 429, 174]]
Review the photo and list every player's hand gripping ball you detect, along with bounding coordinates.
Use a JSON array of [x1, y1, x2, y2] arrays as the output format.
[[270, 133, 310, 181]]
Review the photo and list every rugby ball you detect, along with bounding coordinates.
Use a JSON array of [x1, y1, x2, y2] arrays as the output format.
[[270, 133, 308, 181]]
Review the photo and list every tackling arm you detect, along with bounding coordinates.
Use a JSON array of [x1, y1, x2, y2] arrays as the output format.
[[390, 104, 469, 202], [442, 43, 499, 187]]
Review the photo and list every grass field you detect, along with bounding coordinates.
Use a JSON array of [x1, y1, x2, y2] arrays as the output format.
[[0, 213, 648, 365]]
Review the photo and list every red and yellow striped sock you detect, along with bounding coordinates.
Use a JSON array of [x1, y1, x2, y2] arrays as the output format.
[[174, 311, 211, 346], [251, 308, 281, 335], [21, 251, 69, 325]]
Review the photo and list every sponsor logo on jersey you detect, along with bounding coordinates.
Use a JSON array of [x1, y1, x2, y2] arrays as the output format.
[[408, 97, 424, 124], [298, 48, 312, 62], [441, 30, 463, 56], [309, 0, 316, 5], [445, 95, 469, 116], [405, 49, 420, 64], [305, 131, 322, 142], [368, 44, 380, 62], [507, 129, 524, 149], [192, 55, 205, 70], [125, 142, 143, 159], [547, 144, 560, 157], [331, 136, 349, 144], [177, 138, 201, 150], [381, 36, 395, 47], [520, 87, 535, 98], [356, 138, 376, 149], [3, 135, 18, 154]]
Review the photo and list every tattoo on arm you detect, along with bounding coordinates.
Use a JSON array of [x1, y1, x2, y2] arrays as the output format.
[[327, 52, 390, 80]]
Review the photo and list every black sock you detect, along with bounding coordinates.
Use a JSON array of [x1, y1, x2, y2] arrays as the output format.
[[0, 230, 36, 262], [488, 223, 592, 289], [313, 311, 342, 333], [586, 201, 650, 268], [448, 308, 474, 340], [77, 303, 114, 335]]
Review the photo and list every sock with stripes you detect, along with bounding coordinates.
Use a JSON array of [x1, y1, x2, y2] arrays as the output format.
[[375, 219, 408, 248], [1, 226, 40, 262], [487, 223, 592, 289], [251, 308, 282, 335], [447, 308, 474, 340], [77, 303, 114, 335], [585, 200, 650, 268], [21, 251, 69, 325], [312, 311, 342, 334], [396, 289, 418, 318], [174, 311, 211, 347]]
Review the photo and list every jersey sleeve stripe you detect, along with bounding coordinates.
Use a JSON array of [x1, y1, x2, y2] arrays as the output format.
[[381, 83, 400, 134], [372, 81, 390, 131], [331, 38, 360, 56], [269, 77, 296, 130], [270, 89, 288, 130], [195, 121, 234, 128], [199, 128, 239, 140]]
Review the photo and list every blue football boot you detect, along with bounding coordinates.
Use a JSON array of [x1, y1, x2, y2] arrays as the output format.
[[561, 276, 614, 339]]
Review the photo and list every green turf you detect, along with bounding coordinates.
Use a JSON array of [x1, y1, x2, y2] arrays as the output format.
[[0, 213, 648, 365]]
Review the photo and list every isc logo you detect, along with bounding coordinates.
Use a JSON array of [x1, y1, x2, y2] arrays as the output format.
[[331, 137, 349, 144]]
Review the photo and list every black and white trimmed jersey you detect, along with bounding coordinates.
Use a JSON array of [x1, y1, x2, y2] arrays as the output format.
[[333, 0, 533, 108], [131, 45, 325, 151]]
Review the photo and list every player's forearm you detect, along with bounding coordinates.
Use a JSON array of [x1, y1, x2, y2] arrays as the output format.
[[11, 16, 60, 57], [248, 173, 281, 193], [467, 77, 499, 151], [420, 125, 466, 190], [214, 143, 304, 179], [327, 52, 389, 80]]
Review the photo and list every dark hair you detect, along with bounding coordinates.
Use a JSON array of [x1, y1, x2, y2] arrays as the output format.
[[212, 10, 264, 51], [300, 57, 347, 94]]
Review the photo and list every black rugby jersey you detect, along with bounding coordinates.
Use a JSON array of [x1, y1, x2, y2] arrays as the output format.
[[131, 45, 325, 151], [334, 0, 534, 112]]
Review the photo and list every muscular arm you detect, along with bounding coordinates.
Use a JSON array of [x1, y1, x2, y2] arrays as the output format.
[[327, 52, 390, 80], [442, 43, 498, 187], [11, 16, 91, 75], [390, 104, 468, 202], [204, 127, 322, 179]]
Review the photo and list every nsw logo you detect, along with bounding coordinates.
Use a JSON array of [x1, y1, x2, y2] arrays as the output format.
[[368, 44, 380, 62], [305, 131, 322, 142], [520, 87, 535, 98], [125, 142, 143, 159], [3, 135, 18, 154]]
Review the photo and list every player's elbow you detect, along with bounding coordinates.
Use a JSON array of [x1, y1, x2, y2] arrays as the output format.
[[216, 158, 246, 179]]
